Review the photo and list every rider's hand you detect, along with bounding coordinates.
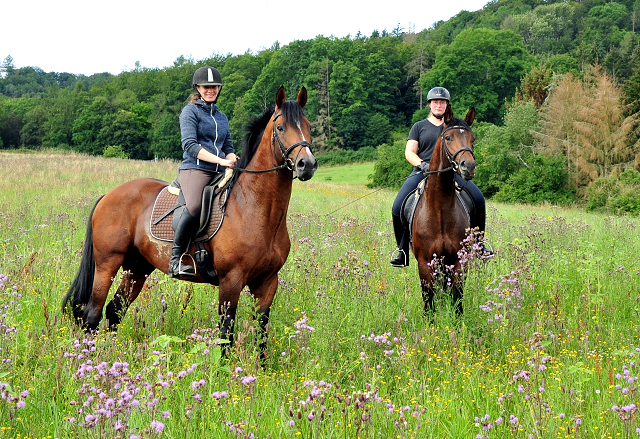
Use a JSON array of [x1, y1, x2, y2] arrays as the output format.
[[419, 161, 429, 173]]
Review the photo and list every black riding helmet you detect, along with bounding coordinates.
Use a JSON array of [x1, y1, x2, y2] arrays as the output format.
[[192, 65, 223, 103], [426, 86, 451, 103]]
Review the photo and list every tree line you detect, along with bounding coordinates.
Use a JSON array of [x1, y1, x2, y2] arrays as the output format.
[[1, 0, 640, 209]]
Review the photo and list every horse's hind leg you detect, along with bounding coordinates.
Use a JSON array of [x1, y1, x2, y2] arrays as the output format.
[[84, 254, 125, 331], [105, 250, 155, 330]]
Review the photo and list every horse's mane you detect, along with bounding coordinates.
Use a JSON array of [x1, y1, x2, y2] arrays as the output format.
[[232, 99, 307, 185]]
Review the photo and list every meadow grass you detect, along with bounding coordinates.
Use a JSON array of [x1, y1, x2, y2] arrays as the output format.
[[1, 151, 640, 438], [313, 162, 375, 187]]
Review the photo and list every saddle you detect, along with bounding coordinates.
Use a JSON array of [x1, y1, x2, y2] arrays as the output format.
[[400, 176, 472, 244], [149, 170, 234, 285]]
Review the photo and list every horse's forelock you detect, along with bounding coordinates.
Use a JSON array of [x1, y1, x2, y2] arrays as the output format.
[[280, 100, 307, 129], [447, 117, 471, 131]]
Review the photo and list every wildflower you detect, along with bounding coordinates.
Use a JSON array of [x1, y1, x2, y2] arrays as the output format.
[[241, 376, 256, 385], [150, 420, 165, 433]]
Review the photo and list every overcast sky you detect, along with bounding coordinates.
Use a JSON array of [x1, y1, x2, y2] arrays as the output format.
[[2, 0, 489, 76]]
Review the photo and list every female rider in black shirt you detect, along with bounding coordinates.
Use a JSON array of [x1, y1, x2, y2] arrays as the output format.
[[390, 87, 490, 267]]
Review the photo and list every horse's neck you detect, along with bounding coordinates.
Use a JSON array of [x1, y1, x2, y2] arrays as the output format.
[[427, 143, 457, 201], [236, 139, 293, 216]]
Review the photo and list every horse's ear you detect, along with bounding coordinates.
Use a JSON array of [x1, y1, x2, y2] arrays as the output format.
[[444, 104, 453, 124], [276, 86, 286, 108], [465, 107, 476, 126], [297, 86, 307, 109]]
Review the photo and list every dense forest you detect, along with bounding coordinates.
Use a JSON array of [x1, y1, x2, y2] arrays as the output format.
[[2, 0, 640, 210]]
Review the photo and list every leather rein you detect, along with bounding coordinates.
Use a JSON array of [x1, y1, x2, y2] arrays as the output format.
[[233, 111, 312, 176]]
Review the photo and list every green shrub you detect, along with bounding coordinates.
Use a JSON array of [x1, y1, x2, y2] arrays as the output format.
[[587, 169, 640, 215], [103, 144, 129, 159], [492, 154, 575, 204], [367, 140, 412, 189]]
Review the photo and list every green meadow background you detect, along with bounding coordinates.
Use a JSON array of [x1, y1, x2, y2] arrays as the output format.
[[1, 151, 639, 438]]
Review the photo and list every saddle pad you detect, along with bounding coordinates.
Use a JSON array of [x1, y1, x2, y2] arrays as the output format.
[[150, 187, 224, 242]]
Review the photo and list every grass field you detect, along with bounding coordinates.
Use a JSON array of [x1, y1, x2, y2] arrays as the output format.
[[1, 151, 640, 438], [313, 162, 375, 187]]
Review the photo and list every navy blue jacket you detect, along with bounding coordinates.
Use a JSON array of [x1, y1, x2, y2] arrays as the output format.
[[179, 99, 234, 173]]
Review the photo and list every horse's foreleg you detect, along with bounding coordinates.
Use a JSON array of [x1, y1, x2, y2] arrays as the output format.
[[219, 301, 237, 358], [452, 285, 464, 317], [249, 274, 278, 365], [257, 307, 271, 363], [421, 283, 436, 317]]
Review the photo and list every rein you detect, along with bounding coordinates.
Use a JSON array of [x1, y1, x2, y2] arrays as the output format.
[[233, 111, 312, 176]]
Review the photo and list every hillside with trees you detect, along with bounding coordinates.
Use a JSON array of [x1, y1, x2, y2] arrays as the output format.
[[1, 0, 640, 210]]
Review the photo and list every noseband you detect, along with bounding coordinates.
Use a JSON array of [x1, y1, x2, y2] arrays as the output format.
[[440, 125, 474, 174], [271, 112, 313, 172]]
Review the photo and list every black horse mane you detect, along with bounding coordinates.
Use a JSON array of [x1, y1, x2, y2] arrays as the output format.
[[231, 99, 307, 184]]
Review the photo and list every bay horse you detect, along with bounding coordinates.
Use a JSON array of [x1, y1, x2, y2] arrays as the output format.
[[412, 105, 476, 317], [62, 86, 317, 358]]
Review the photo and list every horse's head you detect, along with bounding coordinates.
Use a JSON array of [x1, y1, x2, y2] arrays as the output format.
[[441, 107, 476, 181], [272, 86, 318, 181]]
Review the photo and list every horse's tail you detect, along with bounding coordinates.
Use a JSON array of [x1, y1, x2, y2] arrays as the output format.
[[62, 196, 103, 322]]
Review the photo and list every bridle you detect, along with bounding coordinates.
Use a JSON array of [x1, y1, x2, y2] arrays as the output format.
[[438, 125, 475, 175], [234, 111, 313, 175]]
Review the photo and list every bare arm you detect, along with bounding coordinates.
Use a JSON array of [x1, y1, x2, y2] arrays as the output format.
[[405, 139, 423, 167]]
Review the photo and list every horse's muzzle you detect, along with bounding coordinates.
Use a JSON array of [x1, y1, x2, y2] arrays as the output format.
[[459, 160, 476, 181], [295, 146, 318, 181], [296, 155, 318, 181]]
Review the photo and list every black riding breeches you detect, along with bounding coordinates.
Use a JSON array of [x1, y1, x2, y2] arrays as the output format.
[[392, 171, 424, 216], [392, 172, 487, 231]]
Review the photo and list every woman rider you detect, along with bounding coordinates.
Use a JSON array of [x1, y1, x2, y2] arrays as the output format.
[[169, 65, 238, 277], [390, 86, 490, 267]]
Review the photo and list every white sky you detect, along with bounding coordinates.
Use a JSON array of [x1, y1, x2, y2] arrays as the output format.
[[2, 0, 489, 76]]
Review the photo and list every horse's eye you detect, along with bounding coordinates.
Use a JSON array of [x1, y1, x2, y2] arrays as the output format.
[[277, 125, 284, 132], [445, 135, 451, 142]]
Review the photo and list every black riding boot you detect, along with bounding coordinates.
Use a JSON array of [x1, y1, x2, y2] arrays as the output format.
[[169, 210, 199, 277], [390, 214, 410, 267], [474, 203, 493, 256]]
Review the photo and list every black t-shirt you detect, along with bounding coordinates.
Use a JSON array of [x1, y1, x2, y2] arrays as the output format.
[[408, 119, 443, 171]]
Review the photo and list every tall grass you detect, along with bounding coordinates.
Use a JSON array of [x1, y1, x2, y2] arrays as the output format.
[[1, 151, 640, 438]]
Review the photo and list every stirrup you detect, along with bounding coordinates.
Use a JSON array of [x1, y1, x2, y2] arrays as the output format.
[[178, 253, 196, 276], [390, 248, 409, 267], [170, 253, 196, 278], [481, 241, 494, 257]]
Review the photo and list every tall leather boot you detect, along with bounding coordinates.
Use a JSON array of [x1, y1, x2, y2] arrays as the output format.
[[390, 214, 410, 267], [473, 203, 493, 256], [169, 210, 199, 277]]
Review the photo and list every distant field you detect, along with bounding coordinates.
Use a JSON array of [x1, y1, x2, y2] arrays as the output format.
[[314, 161, 375, 186]]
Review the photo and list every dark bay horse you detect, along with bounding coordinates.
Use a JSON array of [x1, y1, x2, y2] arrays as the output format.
[[63, 86, 317, 357], [412, 105, 476, 316]]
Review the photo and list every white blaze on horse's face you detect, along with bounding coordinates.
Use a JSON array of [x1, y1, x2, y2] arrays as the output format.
[[295, 120, 313, 157], [296, 120, 307, 142]]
